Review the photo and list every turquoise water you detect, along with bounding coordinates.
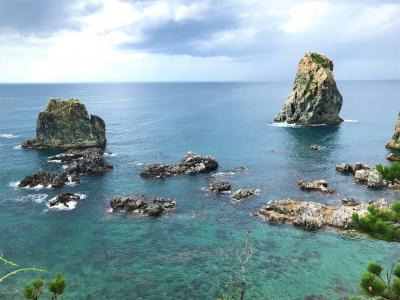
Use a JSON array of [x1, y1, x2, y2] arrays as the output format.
[[0, 82, 400, 299]]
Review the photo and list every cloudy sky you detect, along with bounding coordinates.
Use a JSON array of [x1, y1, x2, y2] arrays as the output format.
[[0, 0, 399, 82]]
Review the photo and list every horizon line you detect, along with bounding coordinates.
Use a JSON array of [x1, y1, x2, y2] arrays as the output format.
[[0, 79, 399, 85]]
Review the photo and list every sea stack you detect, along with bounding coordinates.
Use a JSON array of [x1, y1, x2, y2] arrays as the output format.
[[274, 52, 343, 125], [386, 113, 400, 150], [22, 98, 106, 149]]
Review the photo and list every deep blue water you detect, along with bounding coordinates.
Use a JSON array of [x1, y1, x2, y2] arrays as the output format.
[[0, 82, 400, 299]]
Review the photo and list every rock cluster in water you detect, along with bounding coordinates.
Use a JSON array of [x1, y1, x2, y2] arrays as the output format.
[[254, 198, 389, 231], [336, 162, 400, 189], [49, 193, 81, 208], [231, 188, 259, 201], [22, 98, 106, 149], [49, 148, 113, 174], [298, 179, 335, 194], [110, 195, 175, 217], [18, 171, 79, 188], [140, 151, 218, 178], [386, 113, 400, 150], [274, 52, 343, 125], [207, 178, 231, 193]]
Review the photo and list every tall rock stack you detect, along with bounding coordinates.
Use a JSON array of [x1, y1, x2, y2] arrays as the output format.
[[22, 98, 106, 149], [274, 52, 343, 125], [386, 113, 400, 150]]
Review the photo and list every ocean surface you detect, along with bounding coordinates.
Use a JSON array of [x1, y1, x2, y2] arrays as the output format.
[[0, 81, 399, 299]]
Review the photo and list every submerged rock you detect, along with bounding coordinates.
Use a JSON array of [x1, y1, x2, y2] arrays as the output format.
[[49, 192, 81, 207], [18, 171, 79, 188], [298, 179, 335, 194], [207, 178, 231, 193], [274, 52, 343, 125], [387, 153, 400, 162], [386, 113, 400, 150], [109, 194, 175, 217], [255, 198, 389, 231], [22, 98, 106, 149], [232, 188, 259, 201], [140, 151, 218, 178], [310, 144, 319, 151]]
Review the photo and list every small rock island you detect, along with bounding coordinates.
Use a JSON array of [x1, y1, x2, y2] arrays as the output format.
[[386, 112, 400, 150], [22, 98, 106, 149], [274, 52, 343, 125]]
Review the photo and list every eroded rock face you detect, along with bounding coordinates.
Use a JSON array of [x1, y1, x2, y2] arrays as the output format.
[[386, 113, 400, 150], [109, 195, 175, 217], [18, 171, 79, 188], [232, 188, 259, 201], [22, 98, 106, 149], [274, 52, 343, 125], [298, 179, 335, 194], [49, 193, 81, 207], [207, 178, 231, 193], [140, 151, 218, 178], [255, 198, 389, 231]]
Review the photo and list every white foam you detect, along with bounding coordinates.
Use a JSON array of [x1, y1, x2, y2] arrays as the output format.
[[9, 181, 20, 188], [20, 194, 48, 203], [47, 159, 62, 164], [66, 176, 77, 186], [62, 165, 68, 169], [0, 133, 19, 139], [14, 145, 22, 150], [46, 199, 77, 211], [103, 152, 116, 157], [76, 193, 87, 199], [266, 122, 301, 128], [344, 119, 359, 123], [212, 171, 235, 177]]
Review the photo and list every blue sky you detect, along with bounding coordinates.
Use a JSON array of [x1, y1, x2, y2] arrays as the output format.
[[0, 0, 399, 82]]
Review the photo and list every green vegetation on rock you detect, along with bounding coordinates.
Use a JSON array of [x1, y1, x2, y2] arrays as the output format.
[[310, 52, 331, 69], [352, 200, 400, 242], [377, 162, 400, 182]]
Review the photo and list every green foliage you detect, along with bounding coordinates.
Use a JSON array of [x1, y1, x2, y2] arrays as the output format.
[[24, 278, 45, 300], [310, 53, 331, 68], [367, 262, 383, 276], [355, 260, 400, 300], [49, 273, 66, 299], [351, 200, 400, 242], [376, 162, 400, 182], [360, 271, 386, 296]]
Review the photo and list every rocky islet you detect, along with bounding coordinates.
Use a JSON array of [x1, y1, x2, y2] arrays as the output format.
[[274, 52, 343, 125], [22, 98, 106, 149]]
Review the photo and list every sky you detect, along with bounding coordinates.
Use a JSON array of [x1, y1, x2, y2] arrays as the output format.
[[0, 0, 399, 82]]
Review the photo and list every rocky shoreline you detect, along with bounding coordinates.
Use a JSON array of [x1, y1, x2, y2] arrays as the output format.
[[254, 198, 390, 231], [336, 162, 400, 189]]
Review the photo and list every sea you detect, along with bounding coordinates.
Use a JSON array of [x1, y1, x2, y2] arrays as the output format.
[[0, 81, 399, 299]]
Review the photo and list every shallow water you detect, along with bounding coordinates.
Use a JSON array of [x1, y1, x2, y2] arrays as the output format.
[[0, 82, 400, 299]]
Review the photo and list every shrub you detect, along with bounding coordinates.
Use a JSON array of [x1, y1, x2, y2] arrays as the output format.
[[310, 53, 331, 68], [24, 278, 45, 300], [49, 273, 66, 299], [352, 200, 400, 242], [376, 162, 400, 182], [355, 261, 400, 299]]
